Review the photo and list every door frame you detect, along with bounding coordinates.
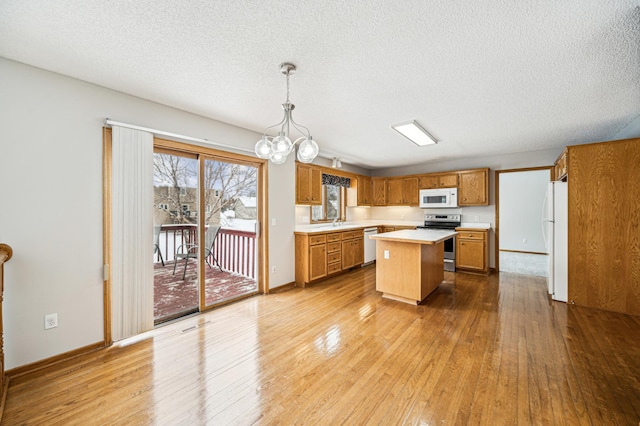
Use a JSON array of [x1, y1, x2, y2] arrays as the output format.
[[494, 166, 553, 273]]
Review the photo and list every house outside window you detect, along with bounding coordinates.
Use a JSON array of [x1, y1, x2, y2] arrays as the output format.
[[311, 184, 346, 222]]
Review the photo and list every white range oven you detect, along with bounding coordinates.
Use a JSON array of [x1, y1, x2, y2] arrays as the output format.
[[417, 214, 460, 271]]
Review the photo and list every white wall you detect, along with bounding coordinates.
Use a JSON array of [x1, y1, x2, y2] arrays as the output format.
[[0, 58, 295, 369], [611, 115, 640, 140], [498, 170, 550, 253]]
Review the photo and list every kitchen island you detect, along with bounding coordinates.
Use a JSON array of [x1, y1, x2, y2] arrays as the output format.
[[370, 229, 457, 305]]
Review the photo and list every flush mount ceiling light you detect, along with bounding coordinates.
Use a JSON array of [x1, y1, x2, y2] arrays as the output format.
[[254, 62, 319, 165], [391, 120, 437, 146]]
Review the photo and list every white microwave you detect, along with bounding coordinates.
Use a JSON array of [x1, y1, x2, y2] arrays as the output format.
[[419, 188, 458, 208]]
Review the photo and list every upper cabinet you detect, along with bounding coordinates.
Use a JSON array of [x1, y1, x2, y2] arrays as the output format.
[[372, 178, 387, 206], [343, 168, 489, 208], [458, 168, 489, 206], [554, 148, 568, 181], [386, 177, 418, 206], [296, 164, 322, 205], [419, 172, 458, 189], [347, 175, 372, 206]]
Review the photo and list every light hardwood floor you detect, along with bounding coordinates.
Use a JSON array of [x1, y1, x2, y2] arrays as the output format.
[[4, 266, 640, 424]]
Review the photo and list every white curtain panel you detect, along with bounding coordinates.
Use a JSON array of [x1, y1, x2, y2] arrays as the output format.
[[111, 126, 154, 341]]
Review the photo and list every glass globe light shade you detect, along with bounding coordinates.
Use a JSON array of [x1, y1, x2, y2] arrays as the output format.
[[296, 137, 319, 163], [269, 150, 288, 164], [272, 133, 293, 155], [255, 136, 273, 159]]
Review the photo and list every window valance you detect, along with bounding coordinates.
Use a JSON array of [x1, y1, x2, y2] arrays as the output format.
[[322, 173, 351, 188]]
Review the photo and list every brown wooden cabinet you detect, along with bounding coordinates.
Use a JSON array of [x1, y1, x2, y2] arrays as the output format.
[[403, 177, 419, 205], [347, 175, 372, 206], [372, 178, 387, 206], [419, 173, 458, 189], [554, 148, 568, 181], [295, 228, 364, 286], [386, 177, 418, 205], [455, 229, 488, 274], [326, 232, 342, 274], [458, 168, 489, 206], [386, 178, 404, 205], [309, 243, 327, 281], [358, 176, 372, 205], [341, 229, 364, 270], [296, 164, 322, 205], [568, 138, 640, 316]]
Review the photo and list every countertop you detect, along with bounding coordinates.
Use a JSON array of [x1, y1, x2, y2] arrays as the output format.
[[294, 220, 423, 235], [369, 229, 457, 245], [457, 223, 491, 230]]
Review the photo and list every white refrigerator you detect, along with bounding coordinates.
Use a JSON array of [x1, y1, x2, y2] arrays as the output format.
[[543, 181, 568, 302]]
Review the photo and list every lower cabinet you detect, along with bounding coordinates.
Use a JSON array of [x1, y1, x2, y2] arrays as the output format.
[[307, 235, 327, 282], [455, 228, 489, 274], [295, 229, 364, 286], [326, 233, 342, 274], [342, 230, 364, 269]]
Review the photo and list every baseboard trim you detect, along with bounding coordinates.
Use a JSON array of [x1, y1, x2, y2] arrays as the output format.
[[5, 341, 106, 381], [499, 249, 548, 256], [268, 282, 296, 294]]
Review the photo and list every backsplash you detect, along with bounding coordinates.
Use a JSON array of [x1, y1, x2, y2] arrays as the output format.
[[296, 205, 493, 227]]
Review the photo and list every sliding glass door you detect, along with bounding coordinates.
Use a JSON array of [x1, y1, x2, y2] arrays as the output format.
[[153, 150, 200, 323], [152, 145, 262, 324], [201, 157, 259, 309]]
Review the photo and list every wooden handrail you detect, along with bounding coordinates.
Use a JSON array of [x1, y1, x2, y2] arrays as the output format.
[[0, 243, 11, 421], [0, 243, 12, 266]]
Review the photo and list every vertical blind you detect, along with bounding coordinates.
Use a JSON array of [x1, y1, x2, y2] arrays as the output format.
[[111, 126, 155, 341]]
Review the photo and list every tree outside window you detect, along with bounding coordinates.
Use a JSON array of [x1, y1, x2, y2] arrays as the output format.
[[311, 184, 345, 222]]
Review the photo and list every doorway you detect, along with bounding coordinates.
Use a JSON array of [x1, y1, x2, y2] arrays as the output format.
[[152, 144, 263, 324], [495, 167, 553, 275]]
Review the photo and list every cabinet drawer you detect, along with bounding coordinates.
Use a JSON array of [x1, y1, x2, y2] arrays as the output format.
[[327, 242, 341, 253], [309, 235, 326, 245], [327, 262, 342, 274], [327, 252, 341, 263], [457, 230, 485, 240], [326, 233, 342, 242], [342, 230, 364, 240]]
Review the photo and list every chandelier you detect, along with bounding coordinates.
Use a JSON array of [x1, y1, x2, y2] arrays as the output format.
[[254, 63, 319, 164]]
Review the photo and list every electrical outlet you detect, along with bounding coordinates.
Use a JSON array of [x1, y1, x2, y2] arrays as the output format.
[[523, 238, 527, 244], [271, 218, 277, 226], [384, 250, 390, 259], [44, 313, 58, 330], [271, 265, 277, 273], [474, 215, 480, 222]]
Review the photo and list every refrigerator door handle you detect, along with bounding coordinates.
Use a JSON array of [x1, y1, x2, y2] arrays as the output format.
[[541, 192, 550, 250]]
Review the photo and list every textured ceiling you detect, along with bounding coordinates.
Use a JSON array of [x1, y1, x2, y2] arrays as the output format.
[[1, 1, 639, 169]]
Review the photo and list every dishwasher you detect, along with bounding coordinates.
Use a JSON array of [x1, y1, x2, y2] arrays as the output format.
[[363, 227, 378, 265]]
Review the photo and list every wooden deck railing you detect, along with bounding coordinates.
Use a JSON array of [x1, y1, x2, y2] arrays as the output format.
[[156, 225, 256, 279]]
